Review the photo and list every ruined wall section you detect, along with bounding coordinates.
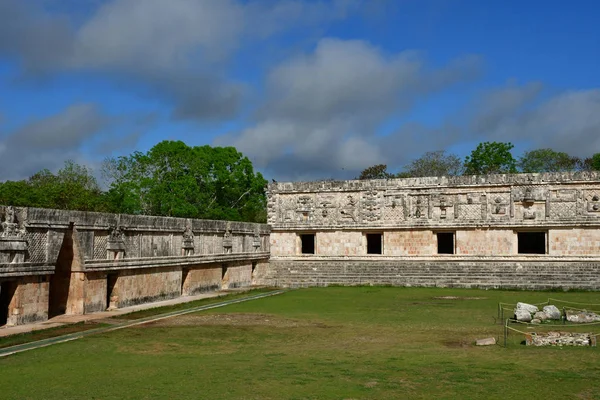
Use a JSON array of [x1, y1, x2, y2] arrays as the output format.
[[0, 207, 270, 325], [269, 172, 600, 230], [0, 207, 270, 278], [268, 172, 600, 289]]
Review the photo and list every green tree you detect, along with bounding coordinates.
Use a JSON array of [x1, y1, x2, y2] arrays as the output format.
[[404, 150, 464, 177], [0, 161, 105, 211], [590, 153, 600, 171], [518, 148, 579, 173], [358, 164, 393, 180], [464, 142, 517, 175], [103, 141, 267, 222]]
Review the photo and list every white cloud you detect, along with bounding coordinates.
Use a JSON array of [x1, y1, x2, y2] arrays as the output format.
[[223, 38, 481, 179]]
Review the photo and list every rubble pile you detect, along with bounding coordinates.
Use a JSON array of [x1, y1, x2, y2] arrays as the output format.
[[565, 309, 600, 323], [514, 303, 562, 323], [526, 332, 595, 347]]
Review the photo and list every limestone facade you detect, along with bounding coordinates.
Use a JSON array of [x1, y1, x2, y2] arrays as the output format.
[[0, 207, 269, 326], [266, 172, 600, 289]]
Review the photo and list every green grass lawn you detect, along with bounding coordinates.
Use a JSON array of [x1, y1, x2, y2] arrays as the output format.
[[1, 287, 600, 400]]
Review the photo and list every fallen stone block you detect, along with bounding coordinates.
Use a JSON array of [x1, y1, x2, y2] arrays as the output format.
[[516, 302, 539, 314], [565, 310, 600, 323], [476, 337, 496, 346], [515, 309, 532, 322], [543, 305, 562, 320]]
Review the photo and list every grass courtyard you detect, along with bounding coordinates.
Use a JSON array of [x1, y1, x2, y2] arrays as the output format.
[[1, 287, 600, 399]]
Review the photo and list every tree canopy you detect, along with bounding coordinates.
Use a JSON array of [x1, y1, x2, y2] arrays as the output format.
[[103, 141, 267, 222], [464, 142, 517, 175], [0, 161, 105, 211], [358, 164, 393, 180], [518, 148, 579, 173], [404, 150, 464, 177]]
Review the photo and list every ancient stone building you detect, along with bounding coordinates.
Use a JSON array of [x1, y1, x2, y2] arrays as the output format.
[[265, 172, 600, 289], [0, 207, 269, 327], [2, 171, 600, 328]]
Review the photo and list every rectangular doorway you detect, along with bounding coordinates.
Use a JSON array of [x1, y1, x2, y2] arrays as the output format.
[[106, 274, 118, 310], [0, 281, 17, 326]]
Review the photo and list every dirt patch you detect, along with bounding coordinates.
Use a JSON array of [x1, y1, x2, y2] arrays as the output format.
[[432, 296, 487, 300], [140, 313, 331, 329]]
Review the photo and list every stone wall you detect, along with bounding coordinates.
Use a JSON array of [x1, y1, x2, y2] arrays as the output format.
[[0, 206, 270, 326], [267, 172, 600, 289]]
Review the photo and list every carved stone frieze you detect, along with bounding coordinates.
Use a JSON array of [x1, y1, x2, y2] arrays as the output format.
[[408, 195, 429, 219], [1, 206, 26, 239], [490, 193, 510, 217], [296, 195, 315, 223], [339, 194, 359, 223], [316, 194, 337, 224], [585, 190, 600, 215], [432, 194, 455, 220], [382, 194, 405, 221], [362, 190, 382, 222], [268, 172, 600, 228]]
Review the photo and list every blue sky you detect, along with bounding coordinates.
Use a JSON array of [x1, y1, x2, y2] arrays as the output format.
[[1, 0, 599, 182]]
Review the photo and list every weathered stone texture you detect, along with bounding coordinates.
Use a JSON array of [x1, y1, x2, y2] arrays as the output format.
[[384, 231, 436, 256], [222, 262, 253, 289], [0, 206, 270, 326], [182, 264, 222, 296], [111, 267, 182, 308], [549, 228, 600, 255], [316, 231, 364, 256], [266, 172, 600, 289], [84, 272, 108, 314], [5, 276, 49, 326], [455, 229, 514, 256]]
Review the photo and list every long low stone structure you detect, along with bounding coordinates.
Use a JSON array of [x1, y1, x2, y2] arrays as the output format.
[[3, 171, 600, 328], [0, 207, 270, 326], [263, 171, 600, 289]]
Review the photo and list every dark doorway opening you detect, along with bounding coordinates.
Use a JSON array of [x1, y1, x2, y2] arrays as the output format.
[[106, 274, 118, 310], [221, 265, 228, 280], [181, 269, 189, 296], [0, 281, 17, 326], [366, 233, 383, 254], [49, 224, 74, 317], [437, 232, 455, 254], [518, 232, 546, 254], [300, 234, 315, 254]]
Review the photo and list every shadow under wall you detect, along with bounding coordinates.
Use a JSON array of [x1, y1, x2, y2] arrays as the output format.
[[48, 224, 74, 318], [0, 281, 17, 326]]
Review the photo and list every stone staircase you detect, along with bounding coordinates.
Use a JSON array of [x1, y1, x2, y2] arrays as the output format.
[[261, 260, 600, 290]]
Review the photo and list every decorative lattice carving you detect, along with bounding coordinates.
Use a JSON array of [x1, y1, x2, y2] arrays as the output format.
[[25, 230, 47, 262], [549, 202, 577, 219], [383, 205, 405, 221], [93, 233, 108, 259], [458, 204, 481, 220], [125, 234, 140, 257]]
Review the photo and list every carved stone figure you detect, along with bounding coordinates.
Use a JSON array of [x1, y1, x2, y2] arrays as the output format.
[[223, 223, 233, 253], [296, 195, 315, 223], [182, 226, 195, 255], [340, 195, 358, 222], [253, 231, 261, 252], [1, 206, 23, 238]]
